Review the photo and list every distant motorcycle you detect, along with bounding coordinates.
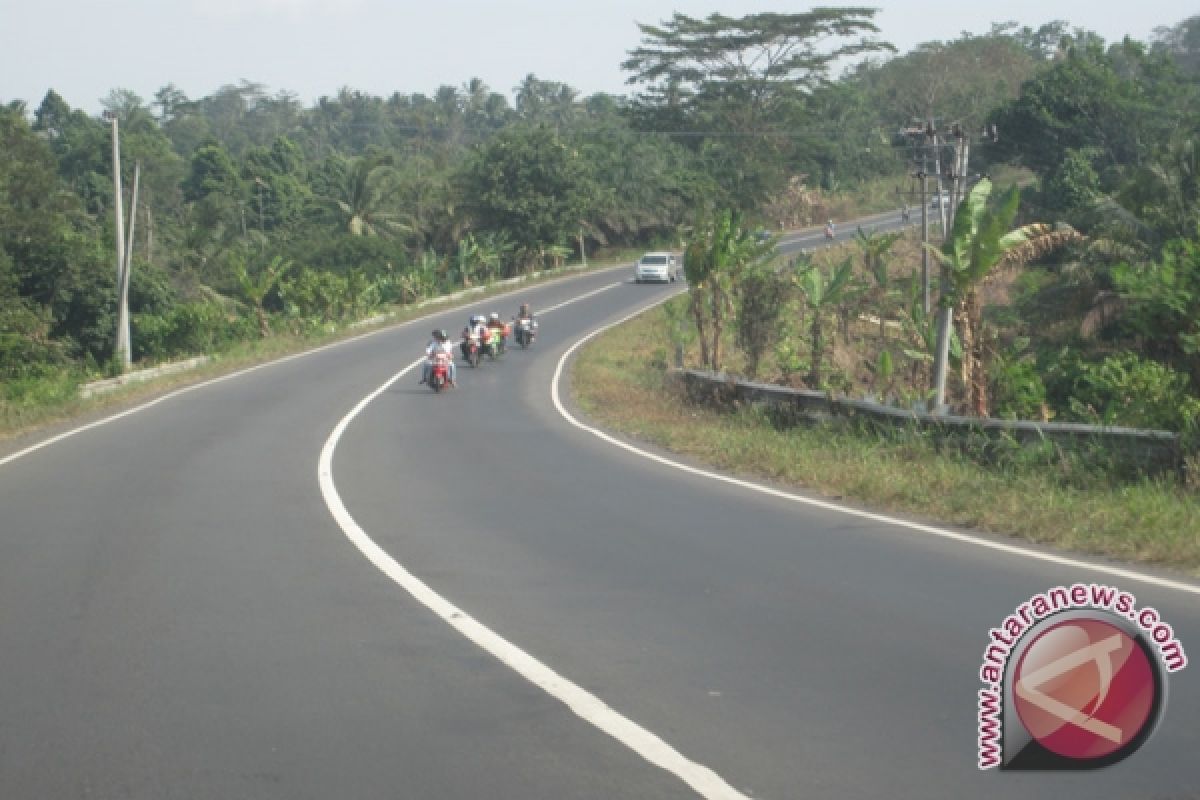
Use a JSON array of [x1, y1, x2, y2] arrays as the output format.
[[514, 316, 538, 348], [482, 328, 503, 360], [428, 352, 452, 392], [824, 223, 835, 240], [461, 332, 482, 367]]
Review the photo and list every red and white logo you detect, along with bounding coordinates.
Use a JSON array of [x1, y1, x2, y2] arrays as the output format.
[[1012, 617, 1156, 762]]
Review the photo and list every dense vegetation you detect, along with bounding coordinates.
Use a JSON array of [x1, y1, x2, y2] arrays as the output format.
[[2, 9, 1198, 438], [669, 15, 1200, 438]]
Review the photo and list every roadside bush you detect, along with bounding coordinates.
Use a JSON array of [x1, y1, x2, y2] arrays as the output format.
[[1061, 351, 1200, 432], [133, 302, 252, 361], [991, 356, 1048, 420]]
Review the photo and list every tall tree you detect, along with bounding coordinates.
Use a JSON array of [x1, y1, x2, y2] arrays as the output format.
[[623, 9, 893, 208], [460, 125, 588, 270]]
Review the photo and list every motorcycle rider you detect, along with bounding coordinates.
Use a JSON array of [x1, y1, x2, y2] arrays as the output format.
[[824, 219, 836, 239], [486, 312, 508, 352], [461, 314, 488, 360], [513, 302, 537, 346], [419, 329, 456, 386]]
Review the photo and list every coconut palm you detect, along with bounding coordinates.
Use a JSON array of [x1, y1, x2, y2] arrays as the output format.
[[318, 155, 410, 238]]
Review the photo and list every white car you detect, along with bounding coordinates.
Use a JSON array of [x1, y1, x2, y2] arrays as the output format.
[[634, 252, 678, 283]]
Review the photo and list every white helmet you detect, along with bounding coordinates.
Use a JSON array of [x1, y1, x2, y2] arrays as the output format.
[[489, 312, 499, 321]]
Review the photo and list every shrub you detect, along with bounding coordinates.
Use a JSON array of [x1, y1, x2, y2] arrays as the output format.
[[1063, 352, 1200, 432], [133, 302, 253, 361], [991, 357, 1048, 420]]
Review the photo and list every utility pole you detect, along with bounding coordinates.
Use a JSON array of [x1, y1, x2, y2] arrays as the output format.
[[919, 133, 930, 315], [930, 125, 970, 414], [117, 161, 140, 370], [106, 112, 132, 372]]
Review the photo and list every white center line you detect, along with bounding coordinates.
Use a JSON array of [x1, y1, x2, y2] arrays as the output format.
[[318, 283, 750, 800]]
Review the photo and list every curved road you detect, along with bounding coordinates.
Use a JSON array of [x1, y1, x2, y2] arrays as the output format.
[[1, 256, 1197, 799]]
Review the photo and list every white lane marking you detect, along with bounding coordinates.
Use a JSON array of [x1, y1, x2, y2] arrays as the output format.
[[541, 281, 623, 313], [550, 298, 1200, 598], [0, 268, 628, 470], [318, 286, 748, 800]]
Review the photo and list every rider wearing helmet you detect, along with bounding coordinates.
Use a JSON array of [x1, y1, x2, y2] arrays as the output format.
[[486, 311, 508, 351], [420, 328, 457, 386], [462, 314, 488, 359]]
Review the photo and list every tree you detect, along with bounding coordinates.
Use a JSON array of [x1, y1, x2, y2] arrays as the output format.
[[986, 38, 1194, 177], [314, 154, 408, 238], [229, 251, 294, 337], [623, 9, 893, 209], [460, 125, 588, 270], [927, 178, 1082, 415]]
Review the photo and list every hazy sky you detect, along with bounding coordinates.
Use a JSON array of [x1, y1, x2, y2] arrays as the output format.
[[3, 1, 1195, 113]]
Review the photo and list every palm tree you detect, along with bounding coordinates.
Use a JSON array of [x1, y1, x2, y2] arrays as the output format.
[[230, 252, 294, 337], [927, 178, 1081, 415], [319, 155, 410, 238]]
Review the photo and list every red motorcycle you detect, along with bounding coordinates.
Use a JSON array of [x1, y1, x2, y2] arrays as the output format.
[[428, 352, 453, 392]]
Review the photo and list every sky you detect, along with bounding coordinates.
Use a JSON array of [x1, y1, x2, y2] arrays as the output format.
[[2, 1, 1195, 114]]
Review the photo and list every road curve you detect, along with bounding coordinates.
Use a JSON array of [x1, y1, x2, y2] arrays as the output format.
[[1, 254, 1197, 799]]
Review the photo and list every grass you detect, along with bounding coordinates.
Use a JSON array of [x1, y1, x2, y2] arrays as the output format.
[[0, 255, 637, 442], [571, 302, 1200, 575]]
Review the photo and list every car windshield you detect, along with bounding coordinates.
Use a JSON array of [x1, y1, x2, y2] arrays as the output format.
[[640, 255, 668, 265]]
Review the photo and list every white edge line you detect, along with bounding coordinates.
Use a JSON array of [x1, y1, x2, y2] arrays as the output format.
[[0, 267, 630, 470], [550, 293, 1200, 599], [317, 284, 749, 800]]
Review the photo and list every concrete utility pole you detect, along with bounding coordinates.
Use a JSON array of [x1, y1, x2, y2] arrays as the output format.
[[919, 141, 930, 315], [106, 113, 132, 372], [930, 126, 971, 414]]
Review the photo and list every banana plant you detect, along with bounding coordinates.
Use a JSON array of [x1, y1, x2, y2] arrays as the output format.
[[854, 226, 904, 344], [926, 178, 1080, 415], [794, 255, 858, 389]]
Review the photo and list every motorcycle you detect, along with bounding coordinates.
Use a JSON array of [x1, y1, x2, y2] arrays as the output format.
[[514, 316, 538, 348], [428, 352, 453, 392], [824, 224, 835, 240], [481, 328, 502, 360], [461, 332, 482, 367]]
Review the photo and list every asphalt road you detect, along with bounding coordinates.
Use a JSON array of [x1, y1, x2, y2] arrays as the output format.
[[1, 245, 1197, 799]]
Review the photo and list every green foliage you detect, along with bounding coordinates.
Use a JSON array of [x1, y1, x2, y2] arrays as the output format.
[[1112, 235, 1200, 381], [794, 255, 859, 388], [623, 9, 894, 210], [460, 125, 589, 265], [987, 38, 1195, 178], [734, 262, 792, 379], [133, 302, 253, 361], [1062, 352, 1200, 431], [990, 353, 1048, 420]]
